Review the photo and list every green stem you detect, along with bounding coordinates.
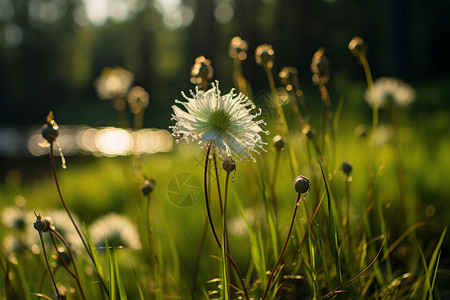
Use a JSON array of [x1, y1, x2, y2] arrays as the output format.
[[359, 54, 377, 131], [264, 65, 299, 176], [269, 149, 281, 220], [203, 143, 249, 299], [213, 152, 224, 215], [221, 172, 231, 299]]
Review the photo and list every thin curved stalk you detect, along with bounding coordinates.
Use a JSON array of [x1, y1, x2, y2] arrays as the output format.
[[262, 193, 302, 300], [49, 229, 86, 300], [203, 143, 249, 299], [49, 142, 109, 296], [38, 231, 61, 299]]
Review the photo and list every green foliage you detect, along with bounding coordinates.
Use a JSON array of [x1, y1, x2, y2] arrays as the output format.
[[1, 39, 449, 300]]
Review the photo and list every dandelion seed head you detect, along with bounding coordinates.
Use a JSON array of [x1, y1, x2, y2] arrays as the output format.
[[88, 213, 141, 250], [365, 77, 416, 108]]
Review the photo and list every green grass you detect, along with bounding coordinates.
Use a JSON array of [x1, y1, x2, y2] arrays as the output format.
[[1, 63, 450, 299]]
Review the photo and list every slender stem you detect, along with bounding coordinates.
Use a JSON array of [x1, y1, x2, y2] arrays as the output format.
[[213, 152, 224, 215], [359, 54, 377, 131], [50, 229, 86, 300], [39, 231, 61, 300], [203, 143, 249, 299], [262, 193, 302, 300], [49, 143, 91, 261], [146, 194, 160, 266], [49, 143, 109, 296], [264, 65, 299, 176], [221, 172, 231, 299], [269, 149, 281, 220], [345, 176, 351, 246], [49, 233, 76, 279]]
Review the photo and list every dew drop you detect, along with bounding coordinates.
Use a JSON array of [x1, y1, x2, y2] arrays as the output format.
[[56, 141, 67, 169]]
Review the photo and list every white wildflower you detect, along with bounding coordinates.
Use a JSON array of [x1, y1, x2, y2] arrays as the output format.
[[2, 206, 33, 231], [365, 77, 416, 108], [170, 82, 268, 161], [88, 213, 141, 250]]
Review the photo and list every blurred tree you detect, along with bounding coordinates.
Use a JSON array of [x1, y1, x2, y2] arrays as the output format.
[[0, 0, 449, 127]]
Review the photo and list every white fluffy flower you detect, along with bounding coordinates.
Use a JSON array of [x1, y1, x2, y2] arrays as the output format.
[[171, 82, 268, 161], [365, 77, 416, 108], [88, 213, 141, 250]]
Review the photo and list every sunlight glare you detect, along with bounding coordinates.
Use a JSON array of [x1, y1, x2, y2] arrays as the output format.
[[95, 128, 133, 156]]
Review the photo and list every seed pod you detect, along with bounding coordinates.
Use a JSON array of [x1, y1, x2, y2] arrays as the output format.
[[33, 215, 47, 232], [42, 217, 54, 232], [41, 123, 59, 143], [341, 162, 353, 176], [141, 179, 155, 196], [229, 36, 248, 60], [222, 157, 236, 173], [272, 135, 285, 151], [293, 175, 310, 194], [311, 48, 330, 85], [348, 36, 367, 57], [255, 44, 275, 69]]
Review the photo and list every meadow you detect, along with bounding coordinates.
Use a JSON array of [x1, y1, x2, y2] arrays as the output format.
[[0, 37, 449, 300]]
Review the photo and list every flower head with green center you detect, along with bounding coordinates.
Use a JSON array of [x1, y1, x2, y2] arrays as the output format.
[[171, 82, 268, 161]]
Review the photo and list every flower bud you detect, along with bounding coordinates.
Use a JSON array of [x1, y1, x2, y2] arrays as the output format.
[[311, 48, 330, 85], [279, 66, 299, 92], [255, 44, 275, 69], [222, 157, 236, 173], [41, 123, 59, 143], [302, 125, 315, 140], [293, 175, 310, 194], [272, 135, 285, 151], [33, 214, 47, 232], [141, 179, 155, 196], [42, 217, 54, 232], [190, 56, 213, 85], [341, 162, 353, 176], [348, 36, 367, 57]]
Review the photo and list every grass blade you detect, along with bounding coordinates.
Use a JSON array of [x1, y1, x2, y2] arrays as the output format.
[[114, 253, 128, 300], [318, 159, 342, 284]]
